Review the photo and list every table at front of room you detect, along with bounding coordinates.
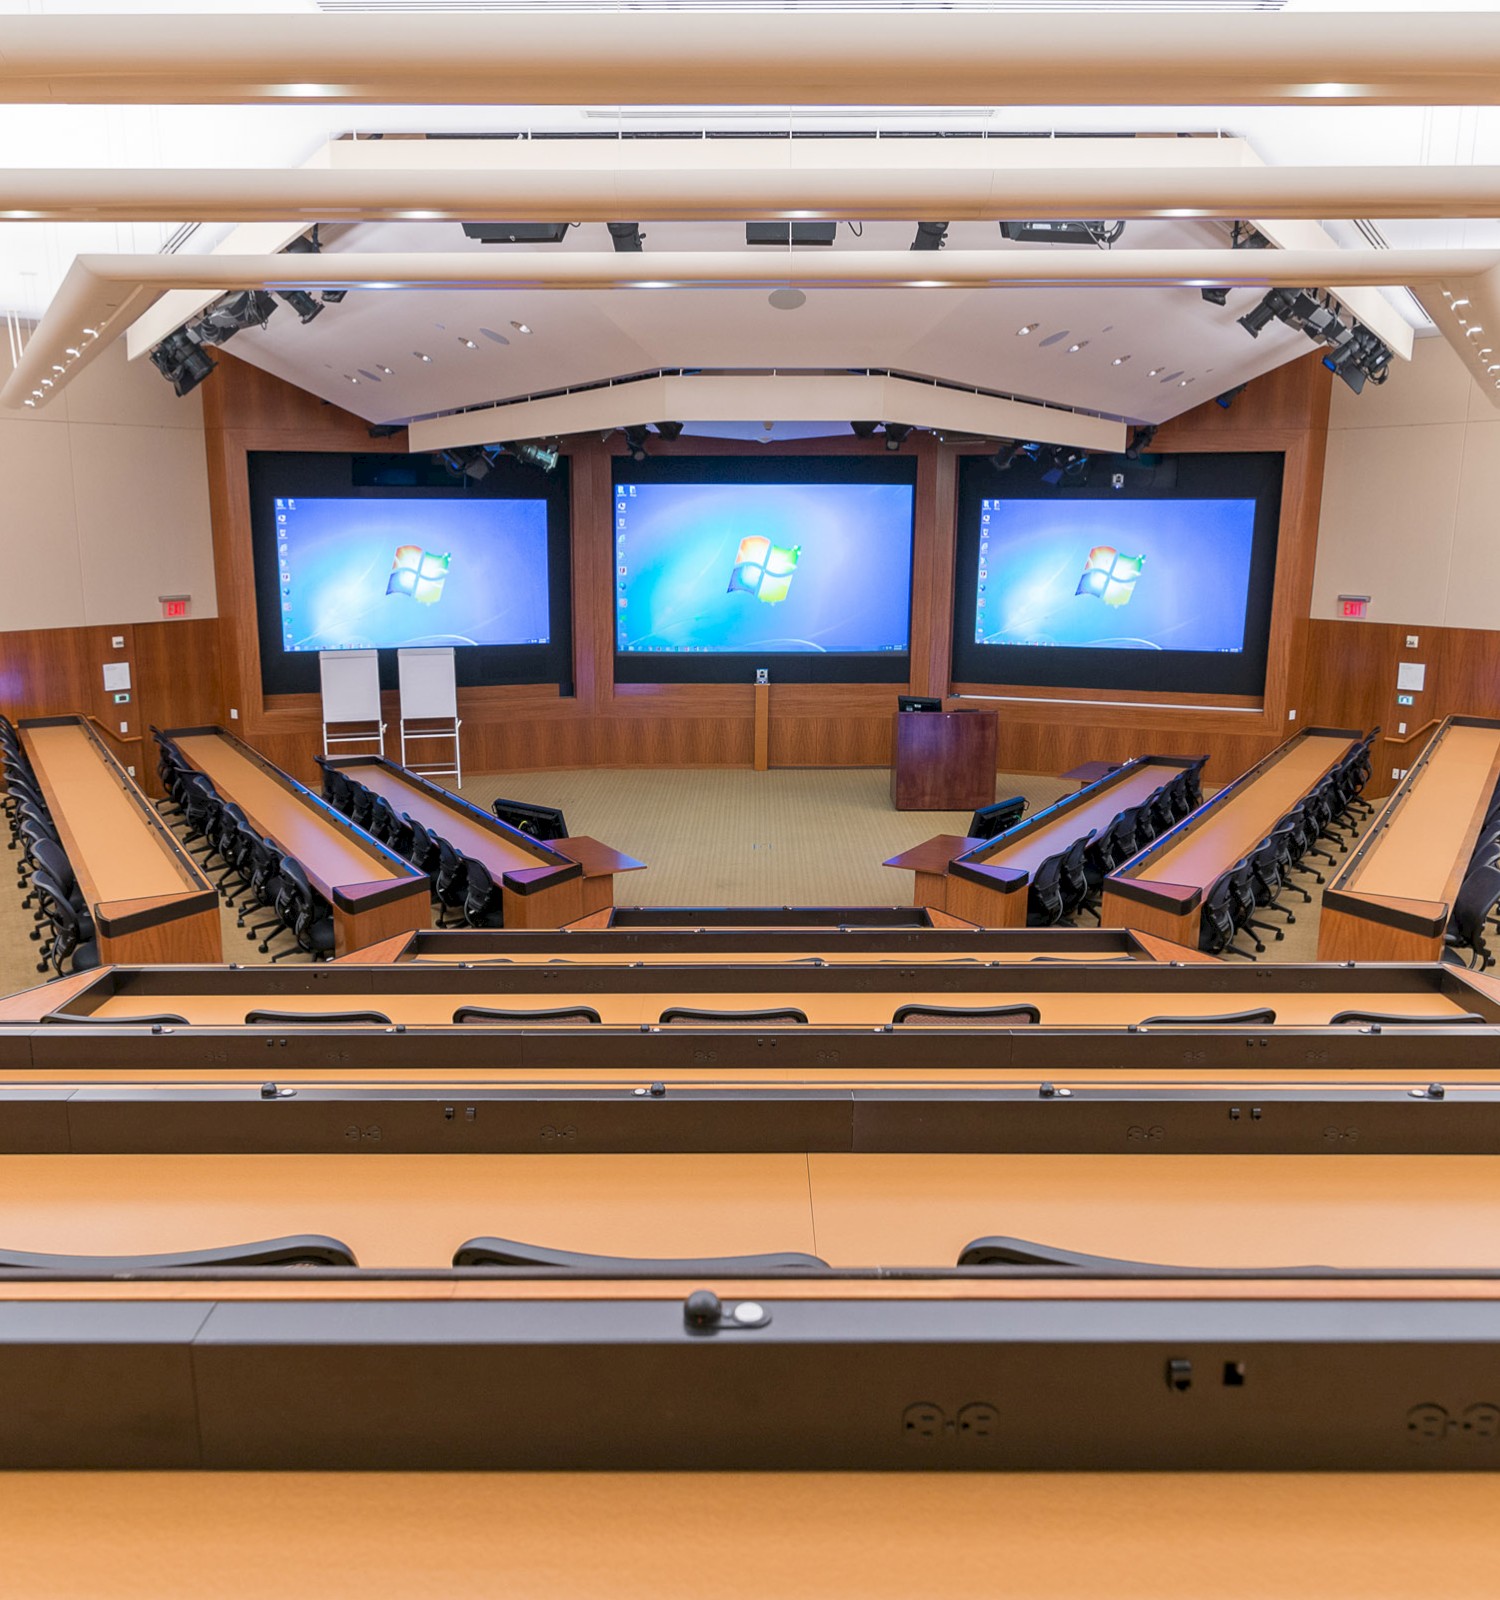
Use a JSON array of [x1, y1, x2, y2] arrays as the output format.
[[1100, 728, 1358, 945], [895, 756, 1196, 926], [329, 756, 643, 927], [1319, 715, 1500, 961], [167, 728, 430, 956], [20, 716, 221, 963]]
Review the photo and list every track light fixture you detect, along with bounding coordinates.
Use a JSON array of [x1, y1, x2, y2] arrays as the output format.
[[506, 439, 560, 473], [149, 326, 217, 397], [1124, 425, 1158, 460], [911, 222, 949, 252], [1237, 288, 1295, 339], [608, 223, 645, 253], [883, 423, 913, 452], [1215, 384, 1248, 410], [436, 445, 492, 481], [284, 225, 346, 304], [999, 220, 1125, 248], [277, 289, 324, 324], [850, 420, 881, 439], [193, 290, 277, 346], [1039, 446, 1089, 486], [623, 425, 652, 462], [1200, 287, 1230, 306], [990, 440, 1034, 472], [652, 421, 684, 441]]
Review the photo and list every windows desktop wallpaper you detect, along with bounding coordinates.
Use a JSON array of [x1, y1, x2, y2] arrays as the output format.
[[273, 496, 551, 653], [974, 498, 1257, 653], [614, 481, 914, 654]]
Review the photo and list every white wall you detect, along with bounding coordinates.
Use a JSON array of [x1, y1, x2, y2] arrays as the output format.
[[0, 341, 216, 631], [1313, 334, 1500, 628]]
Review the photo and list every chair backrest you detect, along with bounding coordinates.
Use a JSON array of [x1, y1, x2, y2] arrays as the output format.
[[462, 857, 503, 927], [1198, 872, 1237, 953], [659, 1006, 809, 1026], [28, 836, 76, 898], [1452, 865, 1500, 945], [452, 1237, 828, 1271], [433, 835, 467, 906], [0, 1235, 358, 1270], [893, 1003, 1040, 1026], [1137, 1007, 1277, 1027], [453, 1005, 602, 1026], [244, 1009, 393, 1026], [404, 815, 440, 873]]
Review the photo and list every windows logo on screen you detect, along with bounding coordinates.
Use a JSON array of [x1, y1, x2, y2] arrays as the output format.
[[727, 535, 801, 605], [1075, 546, 1144, 609], [386, 545, 451, 606]]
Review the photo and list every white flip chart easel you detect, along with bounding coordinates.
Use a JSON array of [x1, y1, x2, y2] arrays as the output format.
[[318, 650, 385, 760], [397, 647, 462, 786]]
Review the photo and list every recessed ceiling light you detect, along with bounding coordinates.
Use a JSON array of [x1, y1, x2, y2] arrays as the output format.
[[40, 378, 52, 388], [347, 375, 359, 384], [1179, 378, 1193, 387], [414, 351, 431, 362], [1016, 323, 1036, 336], [1453, 299, 1471, 309], [51, 364, 64, 374], [511, 322, 533, 335], [378, 365, 393, 375], [1148, 367, 1162, 377], [1066, 343, 1083, 354], [460, 337, 477, 349], [1111, 355, 1129, 366], [22, 399, 34, 407], [64, 347, 79, 358]]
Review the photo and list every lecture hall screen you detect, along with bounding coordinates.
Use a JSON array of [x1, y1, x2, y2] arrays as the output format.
[[950, 450, 1283, 697], [248, 450, 573, 696], [612, 457, 916, 684]]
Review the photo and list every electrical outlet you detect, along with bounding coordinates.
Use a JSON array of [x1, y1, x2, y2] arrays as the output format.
[[1287, 709, 1297, 721], [1398, 722, 1407, 734], [110, 635, 124, 649], [119, 721, 128, 735], [126, 765, 135, 777], [229, 708, 239, 720], [1406, 634, 1419, 648], [1393, 767, 1402, 780]]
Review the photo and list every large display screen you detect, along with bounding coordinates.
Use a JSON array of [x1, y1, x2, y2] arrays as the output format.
[[974, 498, 1256, 654], [274, 496, 551, 653], [951, 451, 1283, 698], [613, 457, 916, 684], [248, 451, 573, 697]]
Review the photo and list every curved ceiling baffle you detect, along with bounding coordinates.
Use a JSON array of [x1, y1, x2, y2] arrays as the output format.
[[6, 11, 1500, 425], [9, 248, 1496, 427], [2, 12, 1500, 106]]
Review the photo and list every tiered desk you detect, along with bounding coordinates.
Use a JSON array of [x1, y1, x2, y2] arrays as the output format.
[[1319, 714, 1500, 961], [886, 754, 1202, 924], [1101, 727, 1360, 943], [165, 725, 430, 955], [19, 715, 220, 963], [320, 754, 644, 926]]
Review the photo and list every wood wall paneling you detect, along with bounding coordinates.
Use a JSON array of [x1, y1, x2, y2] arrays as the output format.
[[198, 351, 1342, 785]]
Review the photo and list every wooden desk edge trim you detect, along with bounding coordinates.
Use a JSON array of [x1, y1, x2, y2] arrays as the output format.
[[21, 716, 216, 900], [1108, 726, 1362, 893], [318, 752, 578, 871], [92, 888, 220, 938], [1320, 886, 1450, 939], [954, 751, 1206, 876], [167, 725, 419, 882]]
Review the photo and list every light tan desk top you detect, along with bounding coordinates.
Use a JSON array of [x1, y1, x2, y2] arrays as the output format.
[[339, 760, 544, 877], [2, 1471, 1491, 1600], [974, 764, 1168, 875], [405, 949, 1129, 965], [85, 985, 1466, 1028], [1133, 732, 1351, 888], [1343, 721, 1500, 901], [5, 1150, 1500, 1270], [174, 733, 405, 891], [23, 721, 198, 903]]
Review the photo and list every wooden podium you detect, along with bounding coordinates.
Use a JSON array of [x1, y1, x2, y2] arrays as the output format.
[[890, 708, 997, 811]]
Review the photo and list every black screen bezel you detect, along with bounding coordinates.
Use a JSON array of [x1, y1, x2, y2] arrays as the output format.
[[950, 450, 1285, 697], [611, 454, 917, 686], [248, 450, 574, 698]]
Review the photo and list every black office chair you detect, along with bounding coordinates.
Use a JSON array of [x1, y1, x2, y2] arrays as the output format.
[[1330, 1010, 1486, 1028], [323, 767, 357, 817], [1057, 830, 1095, 924], [1446, 865, 1500, 969], [1144, 784, 1178, 839], [1026, 851, 1067, 927], [369, 795, 412, 858], [452, 1237, 829, 1271], [30, 872, 99, 977], [1226, 858, 1270, 954], [268, 857, 335, 963], [659, 1007, 809, 1026], [453, 1005, 602, 1025], [403, 814, 441, 875], [1198, 872, 1255, 959], [0, 1235, 358, 1271], [1137, 1008, 1277, 1027], [432, 834, 468, 927], [1243, 837, 1289, 939], [244, 1009, 393, 1026], [892, 1003, 1040, 1026], [461, 858, 505, 929]]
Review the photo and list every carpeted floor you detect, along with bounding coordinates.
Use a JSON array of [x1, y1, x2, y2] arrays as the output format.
[[0, 764, 1371, 995]]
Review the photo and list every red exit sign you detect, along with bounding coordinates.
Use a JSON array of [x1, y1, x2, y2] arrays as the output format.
[[1339, 596, 1370, 619], [160, 597, 190, 620]]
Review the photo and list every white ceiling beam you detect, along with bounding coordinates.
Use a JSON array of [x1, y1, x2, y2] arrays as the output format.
[[15, 161, 1500, 225], [11, 247, 1494, 414], [3, 13, 1500, 106], [410, 373, 1125, 456]]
